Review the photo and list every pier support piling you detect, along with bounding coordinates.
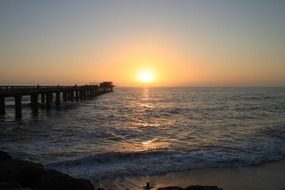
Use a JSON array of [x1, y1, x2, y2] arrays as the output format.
[[31, 94, 39, 114], [41, 93, 45, 103], [15, 95, 22, 119], [83, 90, 86, 99], [67, 91, 71, 101], [63, 92, 67, 102], [56, 92, 60, 106], [79, 90, 83, 100], [87, 89, 90, 98], [46, 93, 51, 109], [70, 91, 74, 101], [75, 90, 79, 101], [50, 93, 53, 102], [0, 95, 5, 115]]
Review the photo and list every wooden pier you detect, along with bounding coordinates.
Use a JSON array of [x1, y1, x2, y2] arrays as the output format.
[[0, 82, 114, 119]]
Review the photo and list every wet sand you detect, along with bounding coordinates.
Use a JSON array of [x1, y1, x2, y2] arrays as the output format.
[[97, 159, 285, 190]]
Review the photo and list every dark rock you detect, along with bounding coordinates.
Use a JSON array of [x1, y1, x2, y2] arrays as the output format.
[[0, 151, 12, 161], [0, 159, 46, 188], [158, 186, 222, 190], [0, 179, 21, 188], [157, 186, 184, 190], [35, 169, 94, 190], [185, 185, 222, 190], [0, 158, 94, 190]]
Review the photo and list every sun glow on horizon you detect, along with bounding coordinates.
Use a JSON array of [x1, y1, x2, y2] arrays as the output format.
[[138, 70, 155, 84]]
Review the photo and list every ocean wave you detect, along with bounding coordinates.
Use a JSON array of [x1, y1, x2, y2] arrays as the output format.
[[47, 144, 285, 181], [2, 87, 285, 182]]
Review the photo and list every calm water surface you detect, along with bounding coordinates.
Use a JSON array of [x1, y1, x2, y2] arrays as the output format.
[[0, 87, 285, 181]]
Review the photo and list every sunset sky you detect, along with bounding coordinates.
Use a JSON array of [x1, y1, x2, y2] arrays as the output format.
[[0, 0, 285, 86]]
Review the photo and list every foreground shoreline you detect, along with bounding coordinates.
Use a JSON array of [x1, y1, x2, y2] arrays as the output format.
[[98, 159, 285, 190], [0, 151, 285, 190], [2, 150, 284, 190], [0, 150, 222, 190]]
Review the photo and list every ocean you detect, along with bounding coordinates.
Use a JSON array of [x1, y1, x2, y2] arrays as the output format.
[[0, 87, 285, 182]]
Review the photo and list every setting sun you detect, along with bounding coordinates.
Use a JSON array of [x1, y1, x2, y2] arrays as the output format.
[[138, 70, 155, 83]]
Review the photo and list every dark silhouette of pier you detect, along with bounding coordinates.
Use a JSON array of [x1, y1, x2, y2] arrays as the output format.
[[0, 82, 114, 119]]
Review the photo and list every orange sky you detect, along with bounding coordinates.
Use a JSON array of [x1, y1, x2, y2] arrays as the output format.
[[0, 1, 285, 86]]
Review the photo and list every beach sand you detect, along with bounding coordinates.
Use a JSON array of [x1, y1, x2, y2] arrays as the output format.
[[97, 159, 285, 190]]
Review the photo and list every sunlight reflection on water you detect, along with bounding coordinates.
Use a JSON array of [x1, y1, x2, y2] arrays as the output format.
[[1, 87, 285, 180]]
